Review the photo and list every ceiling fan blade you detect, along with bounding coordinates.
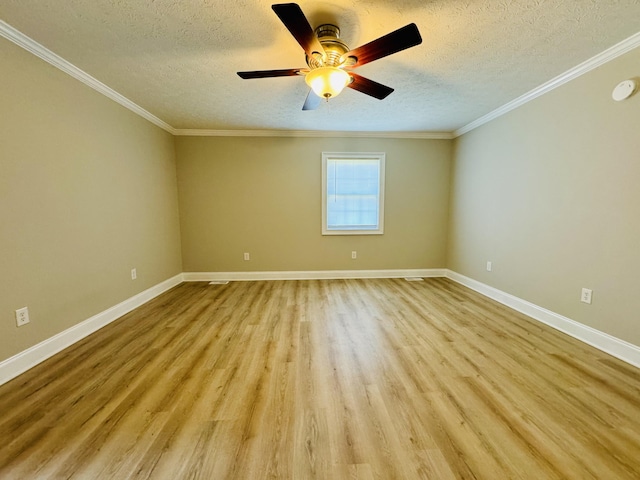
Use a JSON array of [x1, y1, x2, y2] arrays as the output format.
[[343, 23, 422, 67], [237, 68, 305, 79], [272, 3, 325, 59], [347, 73, 394, 100], [302, 90, 322, 110]]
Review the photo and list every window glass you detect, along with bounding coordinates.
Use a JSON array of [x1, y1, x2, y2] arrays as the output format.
[[322, 153, 385, 235]]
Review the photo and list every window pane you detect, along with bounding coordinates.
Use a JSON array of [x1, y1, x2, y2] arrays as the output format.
[[325, 157, 382, 231]]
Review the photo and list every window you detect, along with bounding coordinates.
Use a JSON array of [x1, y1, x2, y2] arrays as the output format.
[[322, 152, 385, 235]]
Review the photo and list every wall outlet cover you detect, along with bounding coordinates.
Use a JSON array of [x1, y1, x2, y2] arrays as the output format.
[[16, 307, 30, 327]]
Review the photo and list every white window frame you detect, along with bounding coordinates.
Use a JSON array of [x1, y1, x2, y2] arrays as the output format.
[[322, 152, 385, 235]]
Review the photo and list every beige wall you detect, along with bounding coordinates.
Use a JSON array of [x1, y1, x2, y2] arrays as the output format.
[[0, 38, 183, 362], [448, 47, 640, 346], [5, 16, 637, 368], [175, 136, 451, 272]]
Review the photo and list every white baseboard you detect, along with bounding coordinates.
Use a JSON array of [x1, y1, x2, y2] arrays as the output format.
[[446, 270, 640, 368], [0, 273, 184, 387], [183, 269, 446, 282], [5, 269, 636, 387]]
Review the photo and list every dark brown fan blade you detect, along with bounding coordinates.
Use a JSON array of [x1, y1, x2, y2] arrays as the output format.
[[302, 89, 322, 110], [272, 3, 325, 59], [237, 68, 305, 79], [347, 73, 394, 100], [343, 23, 422, 67]]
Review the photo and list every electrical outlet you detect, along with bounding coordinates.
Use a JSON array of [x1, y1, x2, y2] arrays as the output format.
[[581, 288, 592, 304], [244, 252, 250, 261], [486, 261, 492, 272], [16, 307, 30, 327], [131, 268, 137, 280], [351, 251, 357, 259]]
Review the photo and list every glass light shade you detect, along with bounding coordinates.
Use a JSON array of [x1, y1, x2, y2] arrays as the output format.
[[305, 67, 351, 99]]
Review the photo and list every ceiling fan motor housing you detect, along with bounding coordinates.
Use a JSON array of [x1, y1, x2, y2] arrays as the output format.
[[306, 24, 354, 68]]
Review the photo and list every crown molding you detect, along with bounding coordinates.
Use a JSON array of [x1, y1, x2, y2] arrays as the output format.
[[4, 18, 638, 140], [173, 129, 454, 139], [0, 19, 451, 140], [0, 20, 175, 134], [454, 31, 640, 137]]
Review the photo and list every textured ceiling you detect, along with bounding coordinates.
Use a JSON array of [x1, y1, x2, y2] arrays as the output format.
[[1, 0, 639, 133]]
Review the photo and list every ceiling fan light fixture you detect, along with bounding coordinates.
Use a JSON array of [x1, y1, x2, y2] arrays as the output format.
[[305, 67, 351, 99], [237, 4, 423, 109]]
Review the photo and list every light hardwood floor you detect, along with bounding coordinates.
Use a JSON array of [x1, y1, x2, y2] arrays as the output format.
[[0, 278, 639, 479]]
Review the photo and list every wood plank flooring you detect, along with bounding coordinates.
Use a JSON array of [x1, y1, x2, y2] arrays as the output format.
[[0, 278, 639, 479]]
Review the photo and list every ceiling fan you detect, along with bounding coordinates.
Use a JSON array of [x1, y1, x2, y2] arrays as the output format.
[[237, 3, 422, 110]]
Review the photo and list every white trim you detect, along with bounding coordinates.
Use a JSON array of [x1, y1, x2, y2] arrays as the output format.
[[0, 19, 450, 139], [454, 31, 640, 137], [3, 269, 637, 385], [0, 274, 184, 387], [3, 19, 639, 140], [445, 270, 640, 369], [322, 152, 385, 235], [173, 129, 454, 139], [183, 269, 446, 282], [0, 20, 176, 135]]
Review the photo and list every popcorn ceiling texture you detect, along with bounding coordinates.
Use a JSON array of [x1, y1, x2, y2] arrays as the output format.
[[1, 0, 639, 132]]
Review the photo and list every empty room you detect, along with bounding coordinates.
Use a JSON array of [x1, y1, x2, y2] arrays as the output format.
[[1, 1, 639, 478]]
